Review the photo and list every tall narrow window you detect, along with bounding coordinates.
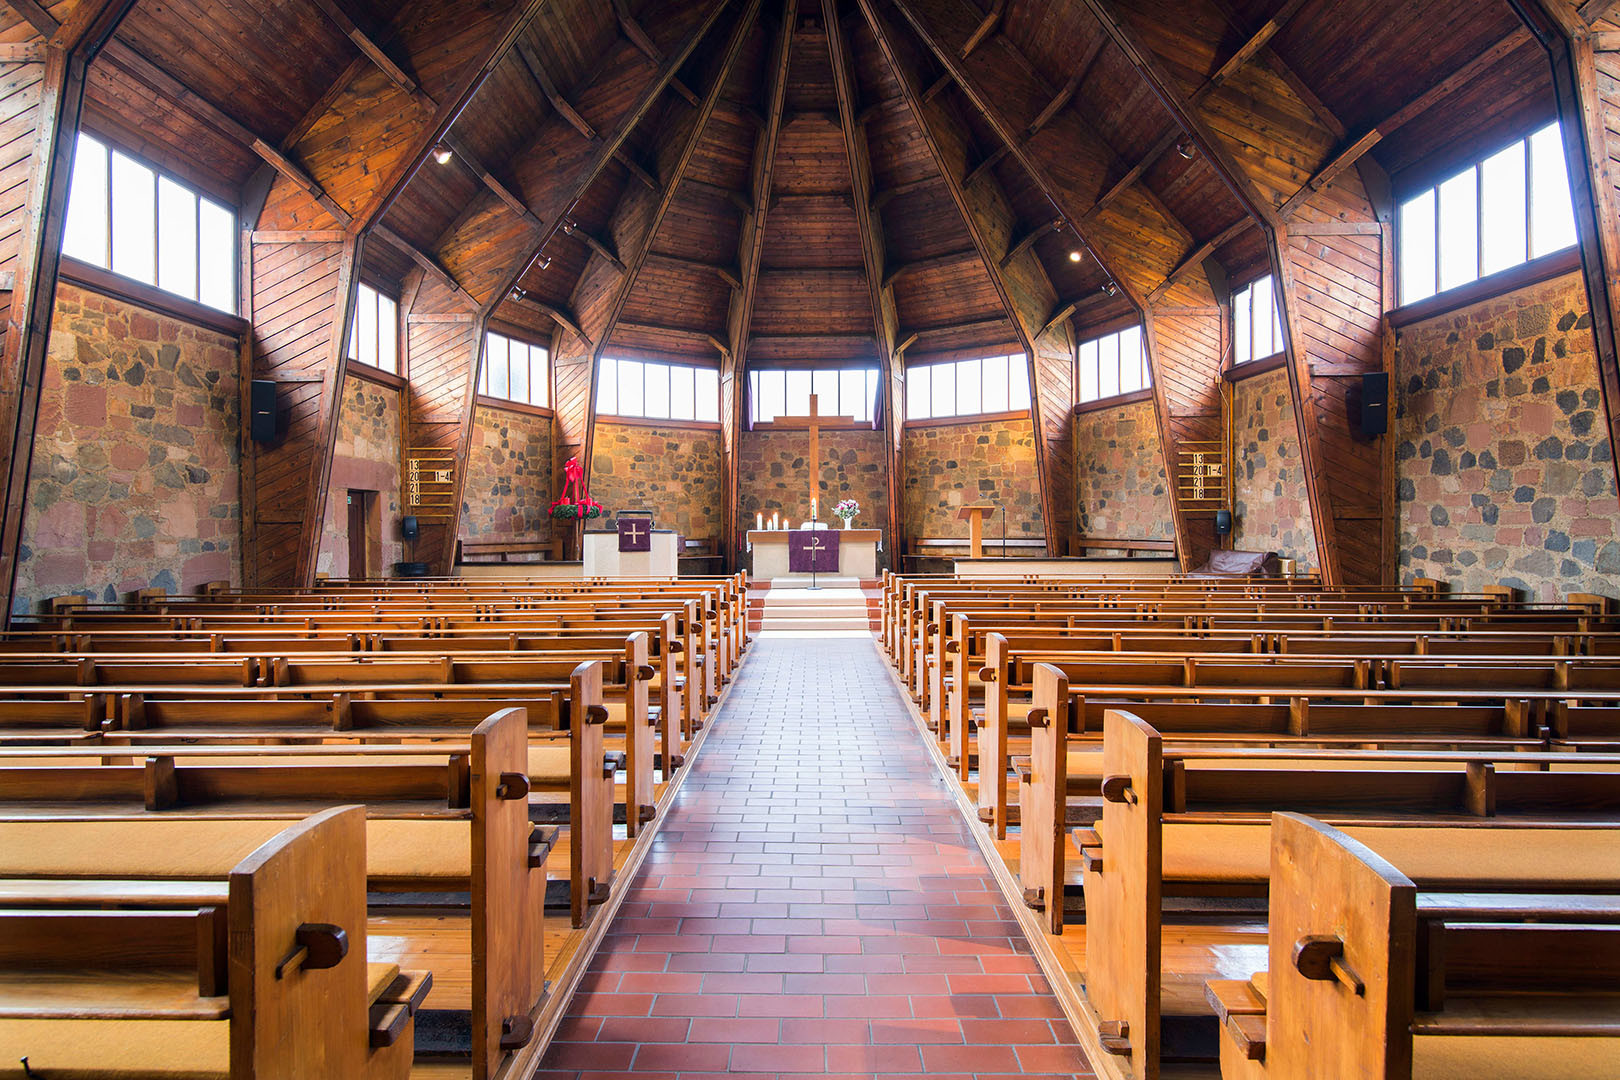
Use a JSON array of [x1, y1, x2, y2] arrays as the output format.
[[750, 366, 879, 424], [906, 354, 1032, 419], [1232, 277, 1284, 366], [64, 132, 237, 312], [347, 284, 399, 374], [598, 356, 717, 421], [1078, 327, 1150, 403], [1398, 121, 1579, 306]]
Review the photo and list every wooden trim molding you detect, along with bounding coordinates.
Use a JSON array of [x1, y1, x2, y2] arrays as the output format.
[[1222, 351, 1288, 382], [58, 256, 249, 337], [345, 360, 406, 391], [595, 414, 722, 432], [474, 394, 555, 420], [1073, 389, 1153, 414], [903, 408, 1033, 429], [1388, 246, 1583, 329]]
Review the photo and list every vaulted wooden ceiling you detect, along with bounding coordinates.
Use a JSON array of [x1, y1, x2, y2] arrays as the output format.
[[0, 0, 1596, 599]]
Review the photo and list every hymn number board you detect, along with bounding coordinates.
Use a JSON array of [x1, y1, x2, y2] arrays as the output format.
[[1175, 440, 1228, 512], [405, 447, 457, 519]]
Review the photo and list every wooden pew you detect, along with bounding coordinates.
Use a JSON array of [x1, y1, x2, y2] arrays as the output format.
[[1208, 813, 1620, 1079], [0, 805, 424, 1078]]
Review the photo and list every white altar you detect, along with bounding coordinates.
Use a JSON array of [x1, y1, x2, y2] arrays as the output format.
[[747, 528, 881, 581], [583, 528, 679, 577]]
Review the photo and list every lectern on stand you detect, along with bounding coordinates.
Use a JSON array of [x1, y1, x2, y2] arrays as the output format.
[[957, 504, 997, 559]]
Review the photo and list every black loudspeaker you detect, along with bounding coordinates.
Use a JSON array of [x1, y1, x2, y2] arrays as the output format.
[[401, 516, 419, 542], [250, 380, 277, 443], [1214, 509, 1233, 536], [1360, 371, 1389, 436]]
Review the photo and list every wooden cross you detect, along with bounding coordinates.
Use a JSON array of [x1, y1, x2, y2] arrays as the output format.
[[771, 394, 845, 521]]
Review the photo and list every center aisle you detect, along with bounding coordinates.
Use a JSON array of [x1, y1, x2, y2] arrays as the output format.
[[536, 633, 1094, 1079]]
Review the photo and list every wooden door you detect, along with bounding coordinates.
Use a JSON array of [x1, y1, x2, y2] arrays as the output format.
[[347, 491, 368, 579]]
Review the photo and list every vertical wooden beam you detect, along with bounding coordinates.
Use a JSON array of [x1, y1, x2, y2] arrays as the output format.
[[0, 0, 138, 622]]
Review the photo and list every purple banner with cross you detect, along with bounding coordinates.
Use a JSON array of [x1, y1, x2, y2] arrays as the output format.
[[788, 529, 839, 573], [617, 518, 652, 552]]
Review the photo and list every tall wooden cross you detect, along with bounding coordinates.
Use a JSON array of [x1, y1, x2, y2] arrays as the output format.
[[770, 394, 845, 521]]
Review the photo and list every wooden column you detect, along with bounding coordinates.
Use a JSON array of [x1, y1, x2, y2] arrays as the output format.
[[0, 1, 138, 623]]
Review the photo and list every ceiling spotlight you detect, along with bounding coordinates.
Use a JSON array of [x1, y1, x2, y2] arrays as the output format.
[[509, 287, 526, 301], [1176, 137, 1196, 160], [1068, 250, 1083, 263], [560, 218, 576, 235], [1102, 281, 1119, 298], [432, 145, 453, 165], [537, 255, 552, 271]]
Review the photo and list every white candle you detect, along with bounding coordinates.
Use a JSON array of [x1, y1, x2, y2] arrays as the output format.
[[756, 512, 763, 531], [772, 512, 779, 530]]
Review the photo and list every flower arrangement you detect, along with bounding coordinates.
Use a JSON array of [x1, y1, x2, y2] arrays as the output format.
[[833, 499, 859, 523]]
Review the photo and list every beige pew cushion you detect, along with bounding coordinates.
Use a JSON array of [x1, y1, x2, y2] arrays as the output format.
[[1415, 1035, 1620, 1079], [0, 1018, 228, 1078]]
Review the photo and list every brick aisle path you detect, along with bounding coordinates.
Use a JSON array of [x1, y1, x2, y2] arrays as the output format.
[[535, 633, 1094, 1079]]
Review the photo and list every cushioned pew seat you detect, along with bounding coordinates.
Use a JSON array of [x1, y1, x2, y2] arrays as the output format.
[[1155, 824, 1620, 887]]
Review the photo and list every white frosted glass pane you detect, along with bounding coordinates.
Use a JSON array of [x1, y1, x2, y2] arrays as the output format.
[[1099, 333, 1120, 398], [931, 364, 955, 416], [644, 363, 670, 419], [696, 367, 719, 422], [813, 369, 839, 415], [1254, 275, 1277, 358], [1009, 354, 1030, 409], [110, 152, 156, 284], [510, 342, 530, 403], [618, 358, 643, 415], [531, 346, 548, 405], [840, 369, 865, 421], [1480, 140, 1527, 276], [377, 295, 397, 374], [1119, 327, 1144, 392], [157, 178, 197, 300], [1234, 286, 1252, 363], [489, 335, 509, 399], [597, 357, 617, 414], [64, 134, 108, 266], [1079, 341, 1099, 402], [1400, 189, 1437, 305], [1437, 169, 1479, 292], [759, 369, 784, 422], [671, 365, 695, 419], [358, 288, 379, 368], [786, 369, 811, 416], [983, 354, 1010, 413], [867, 370, 879, 422], [1530, 123, 1578, 257], [198, 199, 234, 312], [957, 358, 982, 415], [908, 366, 931, 420]]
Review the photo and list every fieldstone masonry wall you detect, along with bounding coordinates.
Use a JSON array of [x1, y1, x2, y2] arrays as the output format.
[[14, 284, 241, 613], [590, 420, 723, 541], [1395, 271, 1619, 600], [316, 374, 403, 577], [459, 403, 554, 543], [739, 427, 890, 561], [1232, 367, 1319, 571], [1072, 398, 1175, 547], [903, 417, 1045, 548]]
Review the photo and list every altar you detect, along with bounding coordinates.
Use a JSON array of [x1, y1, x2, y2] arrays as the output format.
[[747, 529, 881, 581]]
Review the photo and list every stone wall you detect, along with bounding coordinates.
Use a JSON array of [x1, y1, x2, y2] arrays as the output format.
[[1395, 270, 1619, 600], [14, 284, 240, 612], [902, 417, 1045, 547], [316, 373, 403, 578], [739, 427, 890, 558], [590, 420, 723, 541], [1232, 366, 1319, 571], [1072, 397, 1175, 547], [459, 403, 554, 543]]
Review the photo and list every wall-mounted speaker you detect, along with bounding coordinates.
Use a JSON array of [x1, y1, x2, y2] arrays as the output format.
[[1214, 509, 1233, 536], [250, 380, 277, 443], [401, 516, 419, 542], [1360, 371, 1389, 437]]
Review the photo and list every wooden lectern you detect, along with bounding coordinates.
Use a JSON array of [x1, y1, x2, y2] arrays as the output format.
[[957, 504, 997, 559]]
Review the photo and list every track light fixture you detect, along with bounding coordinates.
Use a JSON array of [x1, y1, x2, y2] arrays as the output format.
[[537, 254, 552, 270], [1176, 137, 1196, 160], [1102, 281, 1118, 297], [561, 219, 576, 235], [432, 145, 453, 165]]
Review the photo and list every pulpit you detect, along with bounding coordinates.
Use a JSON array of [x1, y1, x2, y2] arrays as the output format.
[[956, 504, 997, 559], [583, 513, 678, 577]]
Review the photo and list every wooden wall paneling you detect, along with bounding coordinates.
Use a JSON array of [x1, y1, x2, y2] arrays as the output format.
[[827, 0, 904, 553], [722, 0, 795, 570], [558, 0, 761, 499], [1510, 0, 1620, 511], [0, 0, 137, 623], [859, 0, 1075, 554]]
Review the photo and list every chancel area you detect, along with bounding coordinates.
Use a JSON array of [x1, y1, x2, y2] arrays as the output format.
[[0, 0, 1619, 1077]]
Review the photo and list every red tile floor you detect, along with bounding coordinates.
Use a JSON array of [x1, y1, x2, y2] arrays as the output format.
[[535, 633, 1095, 1079]]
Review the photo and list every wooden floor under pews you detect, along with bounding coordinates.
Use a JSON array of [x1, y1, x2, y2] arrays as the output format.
[[881, 570, 1620, 1080], [0, 575, 747, 1080]]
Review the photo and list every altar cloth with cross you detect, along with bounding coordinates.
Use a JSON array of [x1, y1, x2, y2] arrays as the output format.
[[788, 529, 839, 573], [617, 517, 651, 552]]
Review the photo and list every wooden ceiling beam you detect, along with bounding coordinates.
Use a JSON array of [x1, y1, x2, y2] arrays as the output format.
[[718, 97, 768, 130], [513, 37, 598, 141], [307, 0, 423, 100], [669, 76, 702, 107], [99, 41, 268, 152], [958, 0, 1003, 58], [614, 148, 662, 192], [2, 0, 57, 38], [1145, 217, 1253, 303], [1580, 0, 1620, 21], [870, 175, 938, 211], [613, 0, 664, 63], [559, 224, 627, 274], [648, 250, 743, 289], [963, 145, 1008, 187], [442, 133, 541, 226], [749, 332, 878, 343], [1025, 32, 1104, 138], [249, 138, 355, 227], [882, 247, 976, 289], [900, 315, 1011, 338], [1038, 299, 1079, 338], [376, 224, 471, 299], [511, 294, 589, 346], [1000, 218, 1063, 269], [682, 176, 754, 215], [615, 319, 728, 342]]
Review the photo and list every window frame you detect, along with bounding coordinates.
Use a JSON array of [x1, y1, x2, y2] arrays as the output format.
[[1230, 275, 1285, 369], [346, 282, 400, 376], [1074, 327, 1151, 410], [748, 363, 881, 426], [477, 329, 550, 409], [903, 353, 1032, 423], [598, 355, 719, 425]]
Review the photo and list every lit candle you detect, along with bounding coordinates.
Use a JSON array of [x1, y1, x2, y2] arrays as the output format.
[[756, 512, 763, 532], [772, 512, 779, 530]]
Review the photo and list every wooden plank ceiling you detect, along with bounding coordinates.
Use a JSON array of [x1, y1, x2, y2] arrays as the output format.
[[0, 0, 1581, 588]]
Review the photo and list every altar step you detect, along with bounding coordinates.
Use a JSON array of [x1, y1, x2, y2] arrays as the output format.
[[750, 584, 879, 633]]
